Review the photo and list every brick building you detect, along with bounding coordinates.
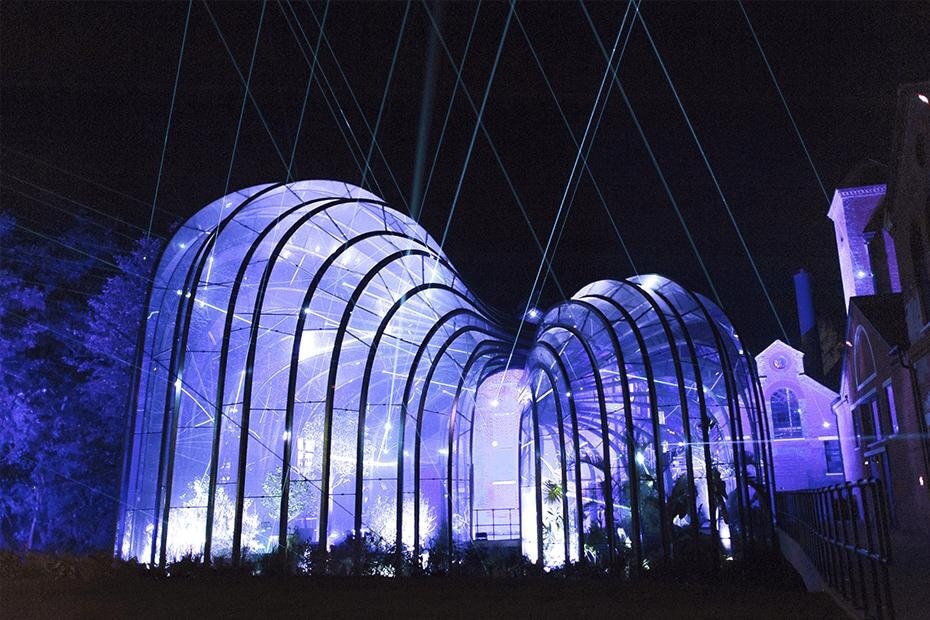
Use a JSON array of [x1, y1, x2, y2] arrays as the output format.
[[755, 340, 841, 491], [829, 83, 930, 586]]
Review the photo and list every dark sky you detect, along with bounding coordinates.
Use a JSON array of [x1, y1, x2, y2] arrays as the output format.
[[3, 1, 930, 355]]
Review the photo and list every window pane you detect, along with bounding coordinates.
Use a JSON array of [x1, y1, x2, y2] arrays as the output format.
[[824, 440, 843, 475], [770, 388, 802, 439]]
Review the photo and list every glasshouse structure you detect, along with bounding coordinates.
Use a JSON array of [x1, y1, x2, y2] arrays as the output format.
[[117, 180, 774, 571]]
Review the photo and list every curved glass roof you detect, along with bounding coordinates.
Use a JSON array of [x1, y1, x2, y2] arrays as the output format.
[[117, 181, 772, 571]]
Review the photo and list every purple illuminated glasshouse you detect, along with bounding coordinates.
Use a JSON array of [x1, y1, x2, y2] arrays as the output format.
[[116, 180, 774, 570]]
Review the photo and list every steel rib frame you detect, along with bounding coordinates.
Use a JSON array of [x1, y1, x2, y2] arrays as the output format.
[[153, 183, 282, 566], [683, 297, 749, 547], [528, 383, 545, 563], [641, 285, 719, 561], [682, 288, 769, 549], [205, 193, 361, 561], [634, 285, 706, 558], [281, 211, 497, 560], [233, 196, 400, 562], [354, 299, 497, 548], [534, 341, 585, 563], [218, 195, 393, 558], [446, 341, 512, 562], [580, 290, 666, 562], [562, 298, 644, 570], [116, 215, 181, 558], [280, 223, 445, 553], [156, 188, 441, 566], [312, 248, 449, 550], [164, 186, 348, 564], [131, 187, 771, 570], [370, 309, 504, 558], [527, 361, 572, 565], [536, 320, 617, 565], [393, 311, 488, 566], [606, 280, 682, 562], [411, 324, 510, 558]]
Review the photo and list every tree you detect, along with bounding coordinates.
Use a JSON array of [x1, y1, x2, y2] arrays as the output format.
[[0, 212, 112, 550], [69, 234, 160, 550], [0, 211, 160, 552]]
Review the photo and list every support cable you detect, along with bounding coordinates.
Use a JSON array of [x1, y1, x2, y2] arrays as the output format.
[[499, 3, 632, 398], [416, 1, 480, 220], [420, 2, 566, 299], [12, 223, 125, 273], [202, 1, 290, 174], [146, 0, 192, 239], [513, 4, 639, 277], [579, 0, 723, 308], [2, 185, 144, 244], [277, 2, 374, 195], [217, 1, 267, 198], [438, 3, 514, 250], [636, 8, 791, 343], [301, 1, 410, 209], [2, 147, 152, 208], [0, 171, 163, 240], [737, 1, 829, 203], [361, 2, 410, 189], [284, 2, 330, 183]]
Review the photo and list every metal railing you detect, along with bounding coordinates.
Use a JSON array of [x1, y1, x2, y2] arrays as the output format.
[[473, 508, 519, 540], [776, 479, 894, 619]]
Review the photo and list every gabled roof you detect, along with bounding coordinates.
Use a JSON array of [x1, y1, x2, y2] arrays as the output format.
[[755, 339, 838, 399], [755, 339, 801, 361]]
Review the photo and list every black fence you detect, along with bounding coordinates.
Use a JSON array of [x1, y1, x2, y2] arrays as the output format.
[[776, 479, 894, 619]]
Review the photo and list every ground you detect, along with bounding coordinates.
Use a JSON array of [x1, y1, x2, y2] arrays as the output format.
[[2, 554, 844, 619]]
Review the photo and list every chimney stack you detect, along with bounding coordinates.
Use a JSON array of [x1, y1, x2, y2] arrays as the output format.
[[793, 268, 823, 379]]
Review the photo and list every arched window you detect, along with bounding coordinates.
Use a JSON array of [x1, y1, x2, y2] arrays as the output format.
[[854, 327, 876, 388], [770, 388, 802, 439]]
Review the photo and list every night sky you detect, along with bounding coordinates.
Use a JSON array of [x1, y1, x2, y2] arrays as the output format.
[[3, 1, 930, 355]]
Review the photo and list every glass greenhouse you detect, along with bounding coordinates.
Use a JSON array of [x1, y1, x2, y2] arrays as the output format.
[[117, 180, 773, 571]]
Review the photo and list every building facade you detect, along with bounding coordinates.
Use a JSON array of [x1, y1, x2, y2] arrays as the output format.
[[829, 82, 930, 564], [755, 340, 841, 491]]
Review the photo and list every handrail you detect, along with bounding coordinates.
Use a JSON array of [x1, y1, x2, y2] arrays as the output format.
[[776, 478, 894, 619]]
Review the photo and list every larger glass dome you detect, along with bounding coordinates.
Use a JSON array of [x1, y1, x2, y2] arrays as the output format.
[[117, 180, 773, 571]]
